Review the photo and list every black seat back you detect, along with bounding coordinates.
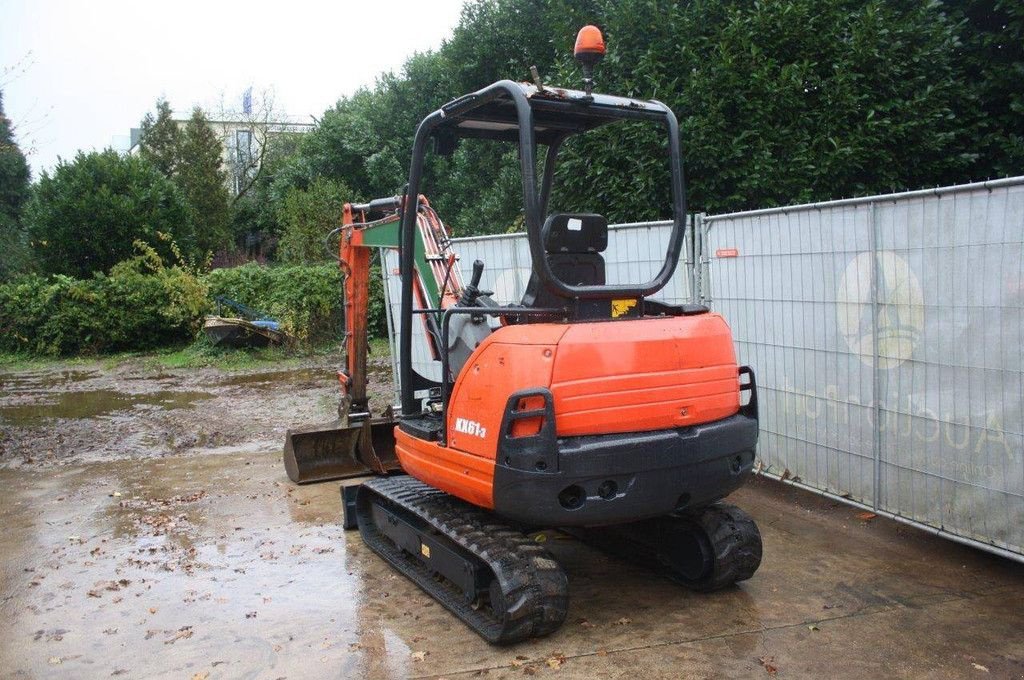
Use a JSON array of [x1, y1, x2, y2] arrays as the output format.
[[521, 213, 607, 309]]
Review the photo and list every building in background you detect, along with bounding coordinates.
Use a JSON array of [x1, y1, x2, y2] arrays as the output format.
[[125, 107, 313, 196]]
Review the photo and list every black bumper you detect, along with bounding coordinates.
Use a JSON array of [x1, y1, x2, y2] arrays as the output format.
[[492, 367, 759, 527]]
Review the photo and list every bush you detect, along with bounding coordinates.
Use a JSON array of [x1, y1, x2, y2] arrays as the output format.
[[0, 254, 389, 356], [205, 262, 389, 346], [24, 150, 195, 278], [205, 263, 337, 344], [0, 243, 207, 355]]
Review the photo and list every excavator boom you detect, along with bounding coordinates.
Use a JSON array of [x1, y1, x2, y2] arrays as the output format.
[[283, 196, 462, 483]]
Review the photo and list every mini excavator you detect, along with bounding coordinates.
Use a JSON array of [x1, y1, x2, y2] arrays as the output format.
[[283, 26, 762, 644]]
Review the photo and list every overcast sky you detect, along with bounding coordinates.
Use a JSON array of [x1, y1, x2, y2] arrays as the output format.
[[1, 0, 467, 176]]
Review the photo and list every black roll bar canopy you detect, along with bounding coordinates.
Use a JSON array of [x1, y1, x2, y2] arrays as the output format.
[[397, 80, 688, 416]]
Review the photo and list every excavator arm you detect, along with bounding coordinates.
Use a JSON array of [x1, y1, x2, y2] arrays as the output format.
[[283, 195, 464, 483]]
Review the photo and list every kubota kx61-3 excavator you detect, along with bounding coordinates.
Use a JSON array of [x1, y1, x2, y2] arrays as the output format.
[[283, 26, 762, 644]]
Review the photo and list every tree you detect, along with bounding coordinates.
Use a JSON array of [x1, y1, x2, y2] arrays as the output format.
[[949, 0, 1024, 178], [271, 0, 1023, 236], [0, 89, 32, 278], [215, 88, 300, 204], [178, 107, 232, 254], [24, 150, 191, 277], [550, 0, 976, 219], [138, 99, 182, 177], [231, 128, 304, 256], [276, 177, 351, 265]]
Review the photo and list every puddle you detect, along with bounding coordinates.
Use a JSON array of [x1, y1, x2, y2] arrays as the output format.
[[215, 367, 330, 388], [0, 369, 99, 391], [0, 390, 214, 425]]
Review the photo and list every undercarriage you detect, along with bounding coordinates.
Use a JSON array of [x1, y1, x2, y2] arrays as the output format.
[[350, 475, 762, 644]]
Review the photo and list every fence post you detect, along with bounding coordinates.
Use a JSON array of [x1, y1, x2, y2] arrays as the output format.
[[869, 201, 882, 511], [697, 213, 711, 306]]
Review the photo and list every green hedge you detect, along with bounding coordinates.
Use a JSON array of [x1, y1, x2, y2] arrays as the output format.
[[205, 263, 342, 345], [0, 249, 207, 355], [0, 258, 389, 356]]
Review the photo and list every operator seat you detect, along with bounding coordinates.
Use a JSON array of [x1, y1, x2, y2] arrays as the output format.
[[521, 213, 608, 310]]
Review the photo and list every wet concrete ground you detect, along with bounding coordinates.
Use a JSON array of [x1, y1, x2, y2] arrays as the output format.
[[1, 363, 1023, 678]]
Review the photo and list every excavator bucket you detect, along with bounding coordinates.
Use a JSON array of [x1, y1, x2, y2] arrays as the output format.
[[283, 417, 399, 484]]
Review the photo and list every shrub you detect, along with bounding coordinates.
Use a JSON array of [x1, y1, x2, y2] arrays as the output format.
[[0, 242, 207, 355], [0, 254, 388, 356], [207, 263, 336, 345], [205, 261, 388, 346], [24, 150, 194, 278]]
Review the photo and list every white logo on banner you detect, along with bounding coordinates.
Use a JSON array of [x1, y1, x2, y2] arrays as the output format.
[[837, 251, 924, 369]]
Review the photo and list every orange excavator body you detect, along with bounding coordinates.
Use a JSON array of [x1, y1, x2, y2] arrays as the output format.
[[399, 314, 742, 510]]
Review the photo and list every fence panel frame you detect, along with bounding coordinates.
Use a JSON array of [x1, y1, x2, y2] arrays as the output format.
[[703, 177, 1024, 564]]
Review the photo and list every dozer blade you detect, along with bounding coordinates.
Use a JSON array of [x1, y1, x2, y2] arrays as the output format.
[[283, 417, 399, 484]]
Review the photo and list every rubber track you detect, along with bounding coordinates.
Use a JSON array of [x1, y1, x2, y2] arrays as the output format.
[[356, 476, 568, 644], [574, 502, 762, 592]]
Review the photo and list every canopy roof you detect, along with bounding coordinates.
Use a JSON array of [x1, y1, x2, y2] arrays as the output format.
[[435, 82, 670, 145]]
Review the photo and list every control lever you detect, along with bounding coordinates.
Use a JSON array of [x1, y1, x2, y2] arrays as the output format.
[[458, 260, 493, 306]]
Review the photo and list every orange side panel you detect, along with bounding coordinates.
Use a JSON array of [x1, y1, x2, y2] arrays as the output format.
[[550, 314, 741, 437], [445, 324, 568, 458], [394, 427, 495, 509]]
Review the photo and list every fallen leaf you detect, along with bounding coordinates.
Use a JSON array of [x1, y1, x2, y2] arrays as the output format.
[[48, 657, 62, 665], [807, 624, 819, 631], [149, 607, 158, 614], [164, 626, 193, 644], [972, 663, 989, 673], [545, 654, 566, 669], [192, 672, 210, 680], [411, 651, 428, 662], [856, 512, 877, 521], [758, 655, 778, 676], [614, 617, 632, 625]]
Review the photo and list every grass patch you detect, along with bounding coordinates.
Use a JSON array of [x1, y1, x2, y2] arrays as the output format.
[[0, 352, 89, 371], [368, 337, 392, 358], [0, 335, 393, 374], [144, 337, 341, 371], [0, 338, 349, 374]]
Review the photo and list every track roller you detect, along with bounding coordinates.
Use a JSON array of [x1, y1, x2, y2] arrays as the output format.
[[574, 502, 762, 591], [354, 475, 568, 644]]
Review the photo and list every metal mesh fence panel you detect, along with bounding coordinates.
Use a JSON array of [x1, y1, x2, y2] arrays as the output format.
[[451, 220, 693, 305], [704, 178, 1024, 561]]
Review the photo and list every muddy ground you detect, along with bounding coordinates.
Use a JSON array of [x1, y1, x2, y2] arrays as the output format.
[[1, 358, 1023, 679], [0, 353, 395, 468]]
